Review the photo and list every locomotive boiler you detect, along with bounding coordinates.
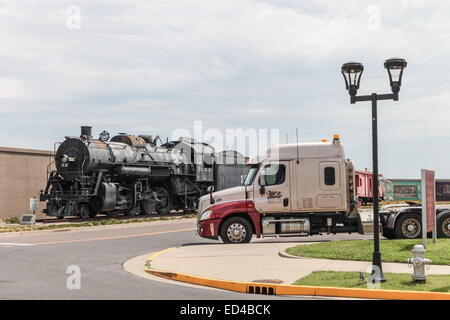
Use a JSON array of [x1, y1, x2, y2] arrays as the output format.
[[40, 126, 239, 219]]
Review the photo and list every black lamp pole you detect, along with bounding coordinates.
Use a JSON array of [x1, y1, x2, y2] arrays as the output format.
[[341, 58, 407, 283]]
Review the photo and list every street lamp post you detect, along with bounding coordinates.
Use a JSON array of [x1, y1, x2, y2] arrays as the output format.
[[341, 58, 407, 283]]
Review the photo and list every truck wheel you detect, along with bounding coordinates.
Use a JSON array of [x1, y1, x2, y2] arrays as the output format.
[[79, 204, 91, 219], [437, 212, 450, 238], [394, 212, 422, 239], [220, 217, 253, 244]]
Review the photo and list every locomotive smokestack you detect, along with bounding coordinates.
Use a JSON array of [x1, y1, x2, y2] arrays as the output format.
[[81, 126, 92, 139]]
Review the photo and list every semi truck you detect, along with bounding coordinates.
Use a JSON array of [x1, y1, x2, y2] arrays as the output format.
[[196, 135, 450, 243], [197, 134, 364, 243]]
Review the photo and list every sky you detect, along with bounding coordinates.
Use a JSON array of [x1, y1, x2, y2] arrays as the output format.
[[0, 0, 449, 178]]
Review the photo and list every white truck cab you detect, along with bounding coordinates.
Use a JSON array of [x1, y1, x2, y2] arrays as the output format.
[[197, 135, 363, 243]]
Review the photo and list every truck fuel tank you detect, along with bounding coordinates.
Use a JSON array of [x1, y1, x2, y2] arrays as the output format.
[[262, 217, 310, 236]]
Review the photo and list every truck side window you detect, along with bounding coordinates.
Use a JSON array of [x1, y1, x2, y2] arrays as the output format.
[[324, 167, 335, 185], [263, 164, 285, 186]]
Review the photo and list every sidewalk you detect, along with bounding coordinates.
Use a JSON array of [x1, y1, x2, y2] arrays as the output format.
[[149, 241, 450, 285]]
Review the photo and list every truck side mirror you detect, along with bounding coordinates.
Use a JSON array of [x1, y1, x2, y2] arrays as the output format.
[[259, 175, 266, 186], [259, 175, 266, 195], [208, 186, 215, 205]]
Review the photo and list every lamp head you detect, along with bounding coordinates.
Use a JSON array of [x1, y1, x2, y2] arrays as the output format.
[[384, 58, 407, 94], [341, 62, 364, 97]]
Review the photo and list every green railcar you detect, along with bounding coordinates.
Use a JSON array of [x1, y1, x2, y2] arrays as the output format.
[[389, 179, 421, 201]]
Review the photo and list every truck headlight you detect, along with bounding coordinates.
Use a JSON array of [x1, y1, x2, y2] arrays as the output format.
[[199, 209, 213, 221]]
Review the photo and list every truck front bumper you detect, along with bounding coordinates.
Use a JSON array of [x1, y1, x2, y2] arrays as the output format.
[[197, 219, 221, 240]]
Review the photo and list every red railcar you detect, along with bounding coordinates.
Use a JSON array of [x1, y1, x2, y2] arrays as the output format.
[[355, 169, 389, 206]]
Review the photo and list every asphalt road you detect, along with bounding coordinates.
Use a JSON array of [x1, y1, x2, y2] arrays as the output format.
[[0, 219, 372, 300]]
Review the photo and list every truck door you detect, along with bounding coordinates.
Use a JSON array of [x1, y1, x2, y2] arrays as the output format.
[[316, 161, 345, 209], [254, 161, 291, 213]]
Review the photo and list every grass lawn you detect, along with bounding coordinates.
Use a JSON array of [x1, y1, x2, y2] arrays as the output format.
[[293, 271, 450, 292], [285, 239, 450, 265]]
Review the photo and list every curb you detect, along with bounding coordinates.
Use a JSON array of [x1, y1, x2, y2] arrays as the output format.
[[278, 250, 307, 259], [146, 248, 450, 300], [145, 268, 450, 300]]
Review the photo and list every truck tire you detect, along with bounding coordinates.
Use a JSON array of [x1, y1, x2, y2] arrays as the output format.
[[437, 211, 450, 238], [394, 212, 422, 239], [220, 217, 253, 244]]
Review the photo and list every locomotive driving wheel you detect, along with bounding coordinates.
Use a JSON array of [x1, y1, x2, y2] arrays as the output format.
[[155, 187, 172, 214], [124, 205, 140, 216], [182, 198, 198, 214], [79, 204, 91, 219], [89, 196, 103, 218]]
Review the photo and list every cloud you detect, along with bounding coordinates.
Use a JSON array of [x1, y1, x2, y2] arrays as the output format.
[[0, 0, 449, 178]]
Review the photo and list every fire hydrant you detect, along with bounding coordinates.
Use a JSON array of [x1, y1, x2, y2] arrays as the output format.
[[407, 244, 431, 283]]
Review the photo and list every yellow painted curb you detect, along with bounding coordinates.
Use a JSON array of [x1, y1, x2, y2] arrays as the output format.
[[145, 268, 450, 300], [145, 247, 450, 300], [147, 269, 248, 293]]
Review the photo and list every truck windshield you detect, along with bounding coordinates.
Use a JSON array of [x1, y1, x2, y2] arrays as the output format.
[[244, 165, 259, 186]]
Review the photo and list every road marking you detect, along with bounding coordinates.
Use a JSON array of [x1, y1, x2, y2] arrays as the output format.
[[147, 247, 176, 261], [0, 243, 35, 246], [33, 228, 196, 246]]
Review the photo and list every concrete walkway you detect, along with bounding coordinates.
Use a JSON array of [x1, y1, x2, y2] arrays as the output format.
[[149, 241, 450, 285]]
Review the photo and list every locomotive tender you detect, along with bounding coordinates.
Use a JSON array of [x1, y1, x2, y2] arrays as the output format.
[[40, 126, 247, 219]]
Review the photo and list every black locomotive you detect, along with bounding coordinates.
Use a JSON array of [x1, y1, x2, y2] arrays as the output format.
[[40, 126, 247, 219]]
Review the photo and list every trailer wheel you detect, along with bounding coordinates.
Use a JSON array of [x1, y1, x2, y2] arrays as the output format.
[[220, 217, 253, 244], [79, 204, 91, 219], [394, 212, 422, 239], [437, 212, 450, 238]]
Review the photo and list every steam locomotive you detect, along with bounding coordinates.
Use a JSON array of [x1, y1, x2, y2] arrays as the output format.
[[40, 126, 247, 219]]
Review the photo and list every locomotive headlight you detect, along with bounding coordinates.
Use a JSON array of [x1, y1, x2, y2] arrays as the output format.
[[61, 155, 75, 164], [199, 209, 213, 221]]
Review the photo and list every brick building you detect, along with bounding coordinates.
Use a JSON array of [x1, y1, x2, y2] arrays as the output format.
[[0, 147, 54, 219]]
